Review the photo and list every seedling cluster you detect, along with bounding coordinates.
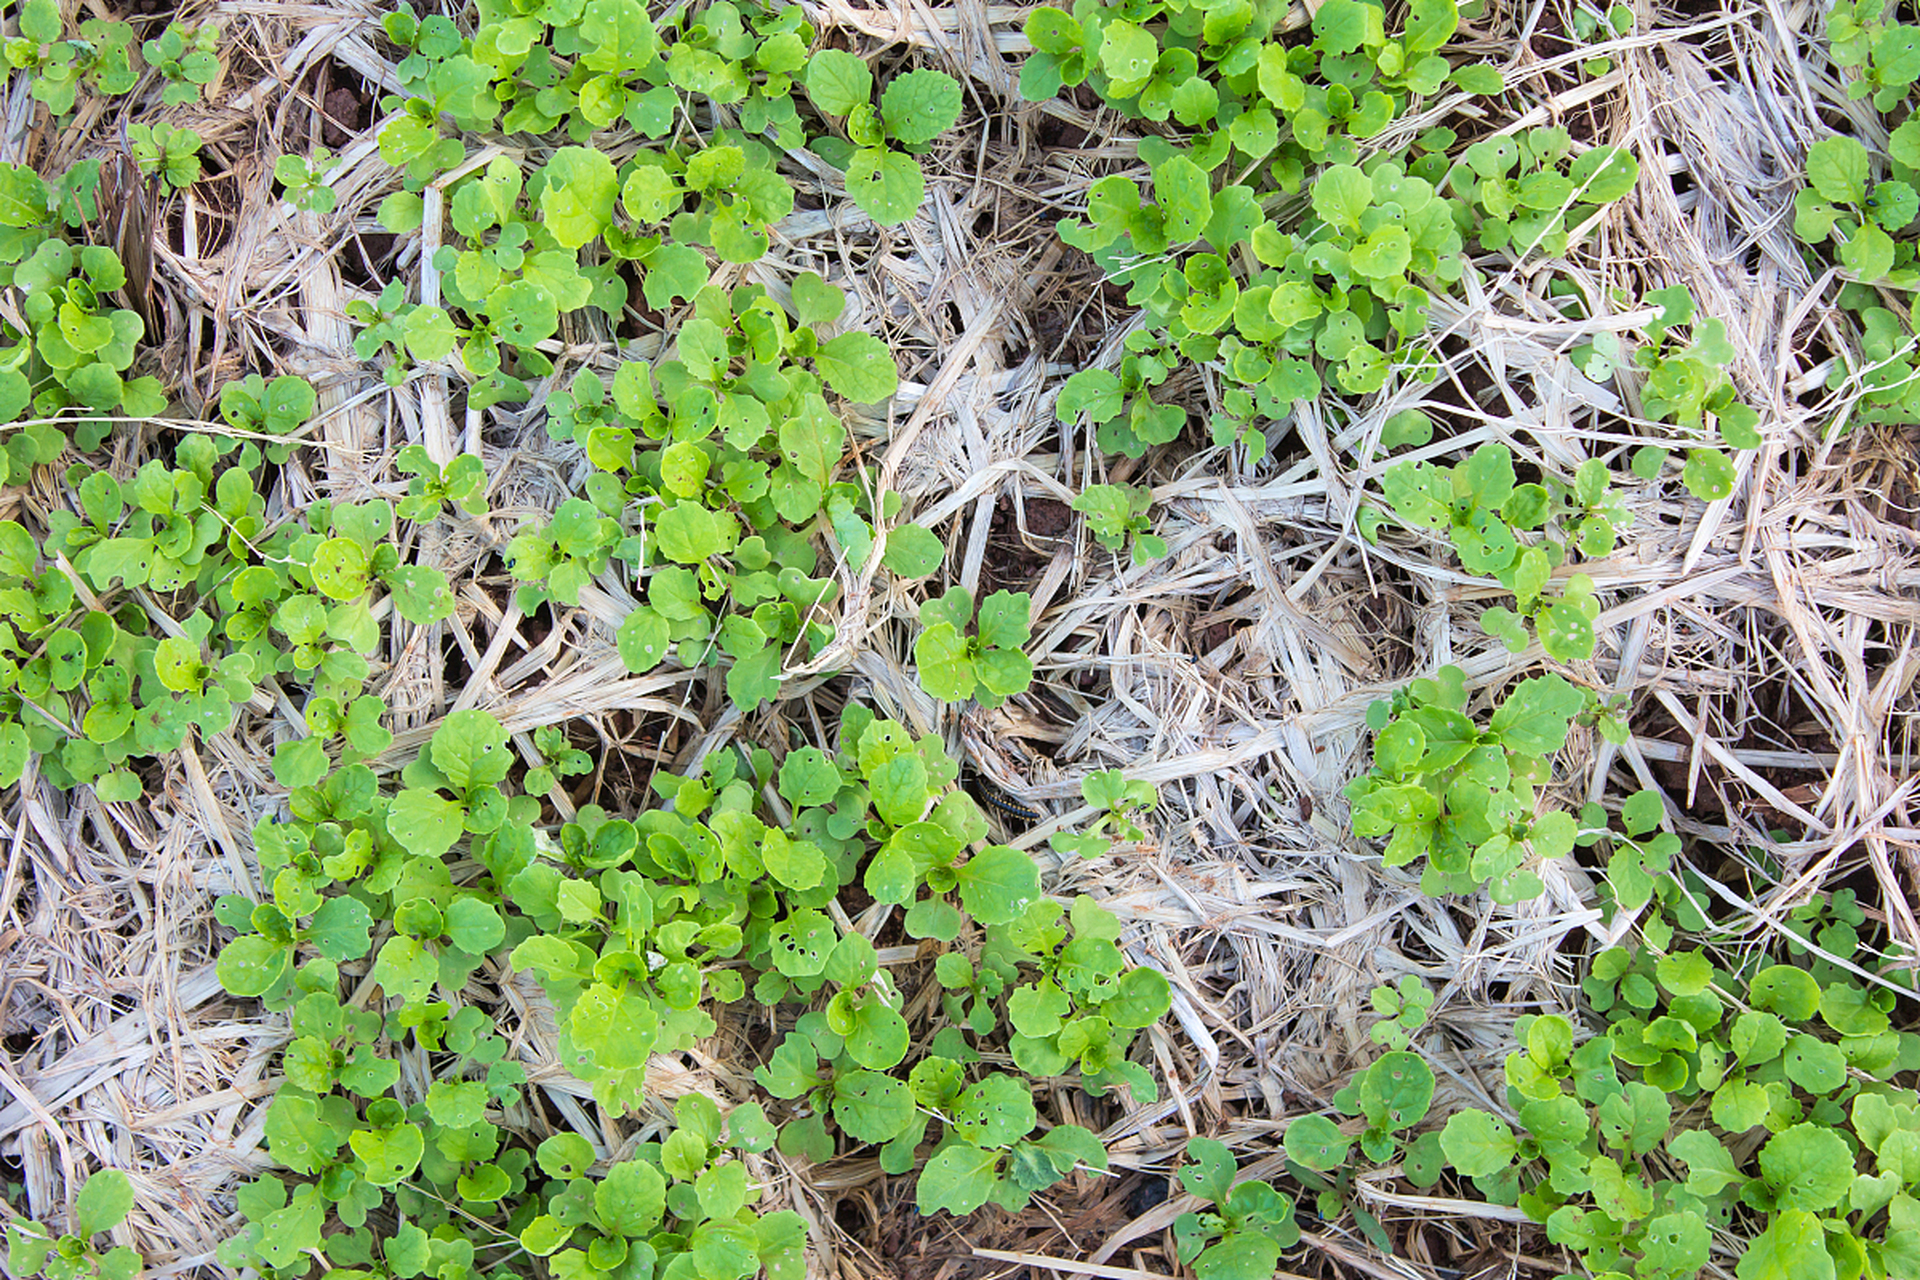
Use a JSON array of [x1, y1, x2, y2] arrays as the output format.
[[1, 0, 1916, 1278]]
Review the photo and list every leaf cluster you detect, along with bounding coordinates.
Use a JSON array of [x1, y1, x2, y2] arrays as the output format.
[[1049, 769, 1159, 859], [141, 21, 219, 106], [1434, 937, 1920, 1280], [1, 0, 137, 115], [199, 688, 1165, 1279], [6, 1169, 141, 1280], [127, 122, 202, 191], [1796, 130, 1920, 285], [274, 150, 340, 214], [1071, 482, 1166, 564], [1172, 1136, 1302, 1280], [912, 588, 1035, 708], [802, 52, 963, 225], [1344, 664, 1602, 900], [1445, 127, 1640, 260], [1828, 0, 1920, 112], [0, 185, 168, 432], [1371, 442, 1614, 663]]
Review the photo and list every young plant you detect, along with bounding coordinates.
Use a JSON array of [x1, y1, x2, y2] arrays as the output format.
[[912, 587, 1034, 708], [273, 151, 338, 214], [1569, 2, 1633, 75], [6, 1168, 141, 1280], [127, 124, 202, 192], [1049, 769, 1158, 859], [218, 373, 316, 464], [1, 2, 137, 115], [1345, 665, 1603, 900], [343, 280, 452, 388], [1054, 337, 1191, 461], [1290, 1050, 1439, 1250], [395, 444, 487, 521], [1368, 974, 1435, 1050], [1828, 296, 1920, 426], [1172, 1136, 1301, 1280], [1795, 133, 1918, 284], [1575, 789, 1684, 917], [984, 892, 1172, 1101], [1628, 288, 1762, 502], [1445, 127, 1642, 259], [2, 227, 169, 432], [1827, 0, 1920, 111], [523, 724, 591, 797], [141, 21, 219, 106], [1370, 442, 1608, 662], [303, 497, 457, 630], [1436, 935, 1920, 1280], [1073, 482, 1166, 564], [803, 52, 962, 225]]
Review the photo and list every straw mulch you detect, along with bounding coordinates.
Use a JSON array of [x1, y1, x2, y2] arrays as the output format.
[[2, 0, 1916, 1278]]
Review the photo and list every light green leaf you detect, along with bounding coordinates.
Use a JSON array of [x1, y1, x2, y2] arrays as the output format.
[[805, 49, 873, 116], [1440, 1110, 1518, 1177], [914, 623, 975, 701], [592, 1160, 664, 1237], [1312, 165, 1374, 232], [831, 1068, 915, 1143], [370, 936, 439, 1005], [883, 523, 943, 577], [1284, 1114, 1351, 1172], [217, 934, 291, 998], [916, 1143, 1000, 1216], [1194, 1234, 1282, 1280], [349, 1124, 425, 1186], [444, 897, 505, 954], [431, 708, 512, 790], [881, 69, 961, 146], [1806, 135, 1868, 205], [1758, 1123, 1854, 1211], [1735, 1209, 1835, 1280], [1488, 674, 1583, 756], [73, 1170, 135, 1238], [953, 1074, 1037, 1148], [845, 148, 923, 226], [956, 845, 1040, 926], [539, 147, 618, 249], [387, 789, 464, 860], [815, 331, 898, 403], [791, 271, 845, 327]]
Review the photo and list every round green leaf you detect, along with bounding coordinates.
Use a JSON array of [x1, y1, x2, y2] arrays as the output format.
[[1440, 1110, 1518, 1177], [217, 934, 291, 998], [955, 844, 1040, 926], [831, 1068, 915, 1143], [1284, 1114, 1352, 1172], [73, 1170, 134, 1239], [880, 69, 961, 146], [845, 148, 923, 226], [805, 49, 873, 116], [768, 909, 837, 978], [1759, 1124, 1854, 1212], [349, 1124, 425, 1186], [916, 1142, 999, 1216], [1749, 965, 1821, 1021], [953, 1074, 1037, 1148]]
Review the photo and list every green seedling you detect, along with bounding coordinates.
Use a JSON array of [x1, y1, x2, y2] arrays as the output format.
[[913, 587, 1034, 708], [6, 1168, 142, 1280], [1073, 483, 1165, 563], [804, 52, 962, 225]]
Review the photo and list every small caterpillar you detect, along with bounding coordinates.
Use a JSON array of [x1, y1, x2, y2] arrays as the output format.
[[981, 789, 1043, 823]]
